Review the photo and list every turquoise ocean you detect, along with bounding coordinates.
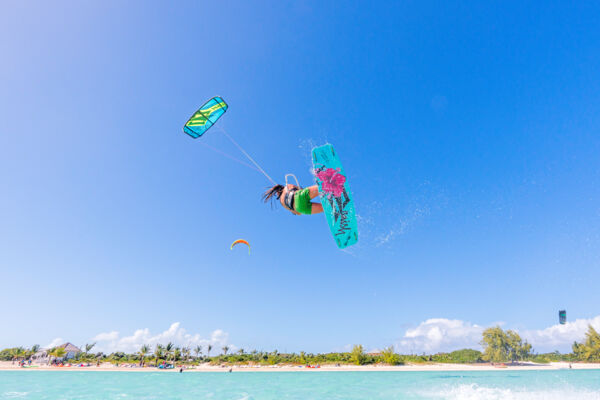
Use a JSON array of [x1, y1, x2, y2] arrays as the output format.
[[1, 370, 600, 399]]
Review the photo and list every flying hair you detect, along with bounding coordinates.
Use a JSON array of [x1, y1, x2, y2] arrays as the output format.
[[262, 184, 284, 206]]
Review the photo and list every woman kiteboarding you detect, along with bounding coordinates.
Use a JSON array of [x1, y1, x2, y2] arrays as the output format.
[[262, 174, 323, 215]]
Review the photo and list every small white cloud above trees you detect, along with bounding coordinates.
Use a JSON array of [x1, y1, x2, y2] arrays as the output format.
[[91, 322, 232, 354], [396, 318, 484, 354]]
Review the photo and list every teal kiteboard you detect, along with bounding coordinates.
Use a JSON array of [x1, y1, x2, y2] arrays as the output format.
[[312, 144, 358, 249]]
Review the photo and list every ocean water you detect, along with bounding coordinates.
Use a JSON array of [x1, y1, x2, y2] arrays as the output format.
[[1, 370, 600, 399]]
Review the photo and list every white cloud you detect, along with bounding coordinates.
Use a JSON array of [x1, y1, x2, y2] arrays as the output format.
[[396, 316, 600, 354], [45, 337, 64, 348], [93, 331, 119, 342], [396, 318, 484, 354], [91, 323, 233, 354], [521, 316, 600, 353]]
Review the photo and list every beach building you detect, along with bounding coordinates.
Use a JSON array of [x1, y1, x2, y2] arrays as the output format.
[[59, 343, 82, 359], [31, 349, 48, 362], [32, 343, 82, 363]]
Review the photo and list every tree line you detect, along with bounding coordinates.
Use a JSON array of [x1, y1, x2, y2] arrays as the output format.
[[2, 325, 600, 366]]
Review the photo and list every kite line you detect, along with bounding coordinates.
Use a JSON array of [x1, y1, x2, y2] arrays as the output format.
[[218, 126, 277, 186], [183, 96, 277, 186], [198, 141, 261, 172]]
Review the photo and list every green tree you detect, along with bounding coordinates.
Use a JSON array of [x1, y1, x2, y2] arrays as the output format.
[[28, 344, 40, 360], [47, 347, 66, 364], [85, 343, 96, 355], [182, 346, 190, 363], [447, 349, 482, 363], [82, 343, 96, 361], [381, 346, 402, 365], [572, 325, 600, 361], [481, 326, 509, 362], [207, 345, 213, 357], [299, 351, 307, 365], [222, 346, 229, 355], [481, 326, 532, 363], [21, 345, 40, 361], [505, 330, 532, 362], [139, 344, 150, 366], [350, 345, 366, 365], [9, 347, 25, 364], [194, 345, 202, 359], [154, 344, 164, 367], [165, 342, 175, 363]]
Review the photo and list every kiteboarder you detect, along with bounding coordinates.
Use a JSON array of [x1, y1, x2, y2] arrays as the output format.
[[262, 183, 323, 215]]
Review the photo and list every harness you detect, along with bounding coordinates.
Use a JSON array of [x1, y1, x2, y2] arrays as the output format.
[[283, 174, 301, 213], [284, 188, 297, 210]]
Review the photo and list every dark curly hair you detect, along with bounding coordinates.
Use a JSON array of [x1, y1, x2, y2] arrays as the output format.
[[262, 184, 284, 206]]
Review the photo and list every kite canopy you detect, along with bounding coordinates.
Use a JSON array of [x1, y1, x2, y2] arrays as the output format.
[[183, 96, 228, 138], [559, 310, 567, 325], [230, 239, 250, 254]]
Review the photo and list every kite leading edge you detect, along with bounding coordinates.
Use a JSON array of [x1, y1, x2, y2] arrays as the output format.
[[231, 239, 250, 254]]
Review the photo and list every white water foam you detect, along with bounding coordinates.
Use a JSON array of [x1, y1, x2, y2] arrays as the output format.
[[2, 393, 28, 398], [423, 384, 600, 400]]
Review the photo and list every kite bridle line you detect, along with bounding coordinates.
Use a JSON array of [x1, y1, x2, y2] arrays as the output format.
[[217, 125, 278, 186]]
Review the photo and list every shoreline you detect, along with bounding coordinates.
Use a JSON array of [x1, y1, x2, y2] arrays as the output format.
[[2, 361, 599, 372]]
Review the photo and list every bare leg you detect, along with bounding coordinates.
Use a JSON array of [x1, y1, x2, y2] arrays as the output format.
[[311, 202, 323, 214], [308, 185, 320, 199]]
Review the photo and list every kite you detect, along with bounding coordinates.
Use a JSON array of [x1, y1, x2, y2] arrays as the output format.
[[182, 97, 278, 185], [230, 239, 250, 254], [183, 96, 228, 139], [559, 310, 567, 325]]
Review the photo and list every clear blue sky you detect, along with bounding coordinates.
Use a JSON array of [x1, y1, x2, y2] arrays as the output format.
[[1, 1, 599, 353]]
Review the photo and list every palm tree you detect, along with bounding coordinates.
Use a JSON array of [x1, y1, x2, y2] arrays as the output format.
[[165, 342, 175, 364], [237, 348, 244, 355], [222, 346, 229, 355], [194, 345, 202, 359], [27, 345, 40, 361], [139, 344, 150, 367], [182, 346, 191, 363], [207, 345, 212, 358], [154, 344, 164, 367], [85, 343, 96, 354], [83, 343, 96, 361], [9, 347, 25, 364], [48, 347, 66, 365]]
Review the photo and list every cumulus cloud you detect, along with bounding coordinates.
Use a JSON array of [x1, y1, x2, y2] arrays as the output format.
[[521, 316, 600, 353], [396, 316, 600, 354], [45, 337, 64, 348], [396, 318, 484, 354], [91, 323, 233, 354]]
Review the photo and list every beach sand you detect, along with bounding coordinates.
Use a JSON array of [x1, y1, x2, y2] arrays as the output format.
[[2, 361, 599, 372]]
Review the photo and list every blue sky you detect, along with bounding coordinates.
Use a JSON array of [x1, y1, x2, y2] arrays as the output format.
[[1, 1, 599, 354]]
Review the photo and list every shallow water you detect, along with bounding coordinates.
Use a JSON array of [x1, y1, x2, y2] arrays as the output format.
[[1, 370, 600, 399]]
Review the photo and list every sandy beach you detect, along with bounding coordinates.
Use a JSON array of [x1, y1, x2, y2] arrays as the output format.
[[2, 361, 599, 372]]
